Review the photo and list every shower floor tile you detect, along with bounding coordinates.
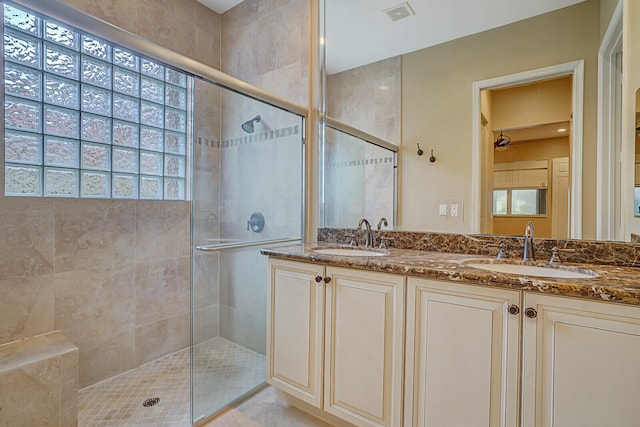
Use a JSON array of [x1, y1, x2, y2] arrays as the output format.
[[78, 337, 265, 427]]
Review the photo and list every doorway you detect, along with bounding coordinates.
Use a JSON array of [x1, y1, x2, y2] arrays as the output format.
[[471, 60, 584, 239], [482, 76, 572, 238]]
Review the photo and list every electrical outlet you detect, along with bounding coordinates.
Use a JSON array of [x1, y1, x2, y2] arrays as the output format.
[[446, 198, 464, 223], [439, 204, 447, 216]]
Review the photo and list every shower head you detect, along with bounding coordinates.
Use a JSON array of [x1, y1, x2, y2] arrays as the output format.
[[241, 115, 261, 133]]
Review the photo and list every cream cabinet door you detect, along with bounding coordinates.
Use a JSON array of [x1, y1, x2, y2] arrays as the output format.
[[522, 293, 640, 427], [404, 278, 521, 427], [323, 267, 405, 427], [267, 259, 325, 408]]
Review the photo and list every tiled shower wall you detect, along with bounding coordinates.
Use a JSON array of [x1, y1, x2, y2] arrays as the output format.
[[0, 0, 309, 388], [0, 0, 221, 388], [326, 56, 401, 144], [0, 197, 190, 387], [216, 0, 308, 351], [323, 57, 400, 228]]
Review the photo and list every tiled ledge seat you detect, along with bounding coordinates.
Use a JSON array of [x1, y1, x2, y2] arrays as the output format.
[[0, 331, 78, 427]]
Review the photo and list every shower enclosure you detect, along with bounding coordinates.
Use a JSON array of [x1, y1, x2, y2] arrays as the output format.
[[191, 77, 304, 423]]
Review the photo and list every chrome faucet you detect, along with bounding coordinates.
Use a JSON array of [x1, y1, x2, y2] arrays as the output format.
[[357, 218, 373, 248], [523, 221, 535, 261]]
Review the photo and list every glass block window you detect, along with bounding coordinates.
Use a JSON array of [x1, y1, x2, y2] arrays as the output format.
[[3, 3, 189, 199]]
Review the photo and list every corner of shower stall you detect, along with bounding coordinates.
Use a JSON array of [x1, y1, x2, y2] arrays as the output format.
[[190, 76, 304, 424]]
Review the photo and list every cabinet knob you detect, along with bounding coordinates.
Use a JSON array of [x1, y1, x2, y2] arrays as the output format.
[[315, 275, 322, 283], [323, 276, 331, 284], [525, 307, 538, 318], [508, 304, 520, 315]]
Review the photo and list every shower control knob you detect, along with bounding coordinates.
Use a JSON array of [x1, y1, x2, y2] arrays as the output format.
[[323, 276, 331, 284], [315, 275, 322, 283]]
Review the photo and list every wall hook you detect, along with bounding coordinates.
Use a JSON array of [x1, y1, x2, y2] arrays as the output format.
[[416, 143, 424, 156], [429, 149, 436, 163]]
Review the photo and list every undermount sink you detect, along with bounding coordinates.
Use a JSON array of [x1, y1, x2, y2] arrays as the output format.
[[466, 261, 598, 279], [313, 247, 388, 257]]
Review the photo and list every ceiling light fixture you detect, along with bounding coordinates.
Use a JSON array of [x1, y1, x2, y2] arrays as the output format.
[[494, 131, 511, 151]]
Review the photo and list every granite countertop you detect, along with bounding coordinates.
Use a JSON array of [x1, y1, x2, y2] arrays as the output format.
[[261, 242, 640, 306]]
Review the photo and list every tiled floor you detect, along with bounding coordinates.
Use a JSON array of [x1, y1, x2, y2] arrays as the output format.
[[201, 386, 332, 427], [78, 337, 266, 427]]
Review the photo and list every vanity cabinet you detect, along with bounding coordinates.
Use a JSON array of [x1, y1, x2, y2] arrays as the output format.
[[267, 257, 640, 427], [267, 259, 405, 427], [404, 277, 521, 427], [266, 259, 324, 407], [521, 293, 640, 427]]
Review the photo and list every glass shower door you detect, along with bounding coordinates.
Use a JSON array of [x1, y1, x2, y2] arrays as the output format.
[[190, 77, 304, 423]]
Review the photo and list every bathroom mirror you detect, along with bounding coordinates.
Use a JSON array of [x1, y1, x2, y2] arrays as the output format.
[[321, 0, 633, 241], [635, 88, 640, 218]]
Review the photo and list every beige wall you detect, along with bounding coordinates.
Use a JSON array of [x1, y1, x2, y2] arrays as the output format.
[[490, 76, 572, 131], [401, 0, 600, 236], [601, 0, 620, 41]]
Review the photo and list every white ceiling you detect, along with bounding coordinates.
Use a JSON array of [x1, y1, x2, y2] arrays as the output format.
[[197, 0, 587, 74], [196, 0, 243, 14], [497, 121, 571, 143], [325, 0, 587, 74]]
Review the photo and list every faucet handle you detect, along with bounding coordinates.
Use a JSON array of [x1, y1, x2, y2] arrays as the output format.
[[377, 217, 388, 230], [379, 236, 394, 249], [486, 243, 506, 259], [548, 247, 576, 264], [346, 233, 358, 247]]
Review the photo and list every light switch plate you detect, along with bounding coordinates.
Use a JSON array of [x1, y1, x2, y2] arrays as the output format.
[[439, 204, 447, 216]]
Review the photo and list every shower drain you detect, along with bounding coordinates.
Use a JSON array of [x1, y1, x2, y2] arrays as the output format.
[[142, 397, 160, 407]]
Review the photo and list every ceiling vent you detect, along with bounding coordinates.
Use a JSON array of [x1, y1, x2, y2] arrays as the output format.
[[384, 2, 415, 22]]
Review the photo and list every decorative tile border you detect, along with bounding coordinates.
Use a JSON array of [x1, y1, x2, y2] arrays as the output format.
[[327, 156, 395, 169], [196, 125, 300, 150]]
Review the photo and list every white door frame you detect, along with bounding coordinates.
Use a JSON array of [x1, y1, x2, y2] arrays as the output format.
[[471, 60, 584, 238], [597, 0, 623, 241]]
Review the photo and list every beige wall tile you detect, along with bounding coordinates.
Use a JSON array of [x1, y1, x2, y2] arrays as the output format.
[[193, 252, 219, 309], [327, 57, 401, 144], [134, 312, 189, 365], [193, 304, 219, 344], [135, 258, 189, 326], [135, 200, 189, 262], [0, 197, 55, 280], [59, 0, 139, 34], [221, 0, 308, 104], [219, 304, 265, 355], [78, 329, 135, 387], [60, 0, 222, 69], [54, 199, 136, 272], [54, 267, 135, 345], [0, 274, 55, 346], [0, 357, 61, 427], [60, 348, 79, 427]]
